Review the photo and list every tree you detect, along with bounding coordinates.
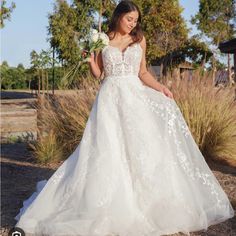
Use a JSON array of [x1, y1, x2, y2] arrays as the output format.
[[191, 0, 236, 84], [48, 0, 115, 65], [48, 0, 115, 87], [30, 49, 54, 95], [30, 50, 41, 94], [0, 0, 16, 28], [192, 0, 236, 46], [47, 1, 198, 82], [40, 49, 52, 95], [17, 63, 25, 70], [137, 0, 188, 58], [0, 62, 27, 89], [48, 0, 80, 66], [154, 36, 213, 71], [134, 0, 188, 77], [14, 64, 27, 89], [1, 61, 9, 67], [0, 61, 11, 89]]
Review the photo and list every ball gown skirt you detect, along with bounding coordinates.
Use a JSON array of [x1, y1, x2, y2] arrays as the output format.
[[14, 43, 234, 236]]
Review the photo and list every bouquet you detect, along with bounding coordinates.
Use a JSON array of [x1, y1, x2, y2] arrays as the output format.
[[80, 29, 110, 62], [60, 29, 109, 88]]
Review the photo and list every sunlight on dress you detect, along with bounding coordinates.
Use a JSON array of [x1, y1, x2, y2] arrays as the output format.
[[15, 42, 234, 236]]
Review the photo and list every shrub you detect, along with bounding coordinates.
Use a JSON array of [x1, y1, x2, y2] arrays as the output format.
[[32, 76, 100, 163], [168, 73, 236, 165], [34, 71, 236, 166]]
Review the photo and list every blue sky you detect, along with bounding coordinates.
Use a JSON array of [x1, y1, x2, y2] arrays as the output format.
[[1, 0, 199, 68]]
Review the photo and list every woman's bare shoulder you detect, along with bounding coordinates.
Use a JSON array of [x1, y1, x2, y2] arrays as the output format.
[[140, 35, 146, 49]]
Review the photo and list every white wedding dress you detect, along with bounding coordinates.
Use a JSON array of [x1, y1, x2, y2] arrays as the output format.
[[15, 42, 234, 236]]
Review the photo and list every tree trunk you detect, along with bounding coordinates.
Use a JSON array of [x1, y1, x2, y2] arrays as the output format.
[[98, 1, 102, 33], [52, 46, 55, 95], [46, 71, 49, 96], [42, 69, 45, 95], [228, 54, 232, 86], [37, 69, 40, 95], [28, 80, 31, 91]]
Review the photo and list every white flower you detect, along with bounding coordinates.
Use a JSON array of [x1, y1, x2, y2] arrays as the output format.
[[89, 29, 109, 45], [91, 32, 99, 43], [91, 29, 98, 35], [99, 32, 109, 45]]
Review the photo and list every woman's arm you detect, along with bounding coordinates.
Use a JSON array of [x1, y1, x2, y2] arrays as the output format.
[[138, 36, 173, 99], [87, 51, 103, 79]]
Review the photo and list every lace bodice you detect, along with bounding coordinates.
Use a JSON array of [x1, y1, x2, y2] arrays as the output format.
[[102, 43, 143, 77]]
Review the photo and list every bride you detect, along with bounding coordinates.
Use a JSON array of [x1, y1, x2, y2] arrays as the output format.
[[14, 1, 234, 235]]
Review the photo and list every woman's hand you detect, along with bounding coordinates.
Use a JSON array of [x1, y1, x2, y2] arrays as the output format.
[[82, 50, 95, 63], [84, 50, 103, 79], [138, 37, 174, 100], [160, 86, 174, 99]]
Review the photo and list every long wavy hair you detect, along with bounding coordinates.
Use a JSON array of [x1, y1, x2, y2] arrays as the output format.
[[106, 0, 143, 45]]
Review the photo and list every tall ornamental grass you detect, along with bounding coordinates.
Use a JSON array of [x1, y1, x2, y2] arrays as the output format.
[[168, 73, 236, 166], [31, 76, 100, 163], [33, 72, 236, 166]]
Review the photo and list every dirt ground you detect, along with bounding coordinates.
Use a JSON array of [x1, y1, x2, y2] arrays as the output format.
[[1, 142, 236, 236]]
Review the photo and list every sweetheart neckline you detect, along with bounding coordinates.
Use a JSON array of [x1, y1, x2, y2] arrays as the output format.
[[104, 43, 142, 54], [107, 44, 131, 54]]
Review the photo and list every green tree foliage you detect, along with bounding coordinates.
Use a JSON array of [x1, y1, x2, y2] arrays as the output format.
[[133, 0, 212, 76], [48, 0, 194, 78], [192, 0, 236, 83], [134, 0, 188, 64], [0, 0, 16, 28], [47, 0, 116, 87], [95, 0, 117, 32], [191, 0, 236, 45], [48, 0, 116, 66], [30, 49, 55, 93], [0, 62, 27, 89], [30, 50, 41, 92], [154, 36, 213, 74], [48, 0, 80, 66]]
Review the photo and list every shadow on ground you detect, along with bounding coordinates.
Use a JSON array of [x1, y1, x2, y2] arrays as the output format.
[[1, 142, 235, 236], [1, 143, 56, 231], [1, 91, 37, 99]]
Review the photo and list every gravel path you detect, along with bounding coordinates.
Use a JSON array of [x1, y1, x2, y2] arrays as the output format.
[[1, 143, 235, 235]]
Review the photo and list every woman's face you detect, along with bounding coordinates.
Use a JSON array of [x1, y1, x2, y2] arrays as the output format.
[[118, 10, 139, 34]]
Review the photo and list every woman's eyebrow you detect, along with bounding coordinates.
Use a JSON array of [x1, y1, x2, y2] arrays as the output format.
[[128, 16, 138, 20]]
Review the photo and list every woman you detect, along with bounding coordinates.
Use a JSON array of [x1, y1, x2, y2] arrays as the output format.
[[15, 1, 234, 235]]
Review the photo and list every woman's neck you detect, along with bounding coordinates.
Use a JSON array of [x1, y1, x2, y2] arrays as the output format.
[[109, 30, 130, 40]]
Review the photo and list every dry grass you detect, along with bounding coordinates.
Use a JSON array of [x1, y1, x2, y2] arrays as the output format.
[[166, 71, 236, 166], [33, 71, 236, 165], [31, 76, 100, 163]]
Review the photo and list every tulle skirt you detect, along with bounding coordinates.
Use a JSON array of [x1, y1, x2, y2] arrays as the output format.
[[15, 74, 234, 236]]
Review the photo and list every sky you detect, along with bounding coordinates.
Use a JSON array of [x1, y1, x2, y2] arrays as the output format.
[[1, 0, 199, 68]]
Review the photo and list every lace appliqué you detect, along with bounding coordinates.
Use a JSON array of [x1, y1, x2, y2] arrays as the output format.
[[102, 43, 142, 77], [127, 87, 224, 208]]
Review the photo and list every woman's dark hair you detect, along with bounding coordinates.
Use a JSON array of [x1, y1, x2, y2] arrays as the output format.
[[107, 0, 143, 45]]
